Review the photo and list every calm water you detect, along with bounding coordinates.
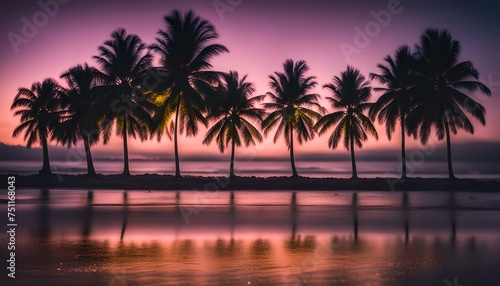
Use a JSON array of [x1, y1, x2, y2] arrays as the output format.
[[2, 189, 500, 285], [1, 160, 499, 179]]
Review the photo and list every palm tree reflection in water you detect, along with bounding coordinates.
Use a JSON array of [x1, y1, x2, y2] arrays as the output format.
[[19, 190, 499, 285], [402, 191, 409, 244], [285, 192, 317, 253], [120, 191, 129, 242], [39, 189, 50, 238], [352, 192, 359, 243], [82, 190, 94, 239]]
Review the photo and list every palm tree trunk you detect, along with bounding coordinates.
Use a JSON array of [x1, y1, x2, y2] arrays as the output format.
[[122, 115, 130, 176], [290, 127, 299, 177], [82, 133, 96, 176], [401, 114, 407, 179], [40, 135, 51, 175], [350, 128, 358, 179], [230, 130, 236, 177], [174, 95, 181, 178], [444, 120, 456, 179]]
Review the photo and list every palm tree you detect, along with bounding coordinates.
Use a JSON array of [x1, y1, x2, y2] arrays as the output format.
[[261, 59, 323, 177], [408, 29, 491, 179], [93, 28, 153, 176], [202, 71, 264, 177], [56, 63, 103, 176], [11, 78, 64, 175], [315, 66, 378, 179], [369, 45, 416, 179], [151, 10, 228, 177]]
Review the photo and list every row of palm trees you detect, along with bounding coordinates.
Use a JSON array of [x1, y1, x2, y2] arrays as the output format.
[[11, 10, 491, 179]]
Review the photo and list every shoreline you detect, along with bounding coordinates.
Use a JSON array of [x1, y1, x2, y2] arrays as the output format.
[[2, 174, 500, 191]]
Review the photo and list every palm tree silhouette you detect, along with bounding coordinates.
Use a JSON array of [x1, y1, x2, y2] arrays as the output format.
[[151, 10, 228, 177], [369, 45, 416, 179], [11, 78, 64, 175], [315, 66, 378, 179], [93, 28, 153, 176], [262, 59, 324, 177], [56, 64, 104, 176], [202, 71, 264, 177], [408, 29, 491, 179]]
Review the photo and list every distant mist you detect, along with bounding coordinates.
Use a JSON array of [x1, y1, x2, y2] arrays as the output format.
[[1, 141, 499, 163]]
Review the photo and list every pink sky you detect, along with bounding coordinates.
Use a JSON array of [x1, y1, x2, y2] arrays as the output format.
[[1, 0, 499, 160]]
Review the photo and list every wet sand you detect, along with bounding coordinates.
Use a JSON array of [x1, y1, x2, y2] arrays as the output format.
[[4, 189, 500, 285]]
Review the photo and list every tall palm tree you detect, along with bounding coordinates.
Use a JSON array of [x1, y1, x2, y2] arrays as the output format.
[[56, 63, 103, 176], [151, 10, 228, 177], [93, 28, 153, 176], [315, 66, 378, 179], [202, 71, 264, 177], [369, 45, 416, 179], [11, 78, 64, 175], [261, 59, 323, 177], [408, 29, 491, 179]]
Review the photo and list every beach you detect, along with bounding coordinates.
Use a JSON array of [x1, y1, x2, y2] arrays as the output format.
[[4, 174, 500, 192]]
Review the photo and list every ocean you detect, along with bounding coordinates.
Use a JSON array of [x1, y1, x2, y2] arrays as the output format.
[[0, 159, 498, 179]]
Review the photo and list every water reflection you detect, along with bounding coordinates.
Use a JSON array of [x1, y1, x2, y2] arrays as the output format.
[[172, 191, 183, 237], [214, 238, 242, 259], [291, 192, 297, 237], [120, 191, 128, 242], [286, 192, 317, 253], [352, 192, 359, 242], [82, 190, 94, 238], [402, 191, 409, 243], [251, 239, 272, 257], [8, 189, 500, 285], [38, 188, 50, 238], [449, 191, 457, 245], [230, 191, 235, 240]]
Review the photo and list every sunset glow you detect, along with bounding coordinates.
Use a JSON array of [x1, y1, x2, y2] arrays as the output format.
[[1, 0, 499, 166], [2, 2, 499, 284]]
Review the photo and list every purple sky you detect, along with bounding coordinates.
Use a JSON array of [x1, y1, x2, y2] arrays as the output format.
[[1, 0, 499, 160]]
